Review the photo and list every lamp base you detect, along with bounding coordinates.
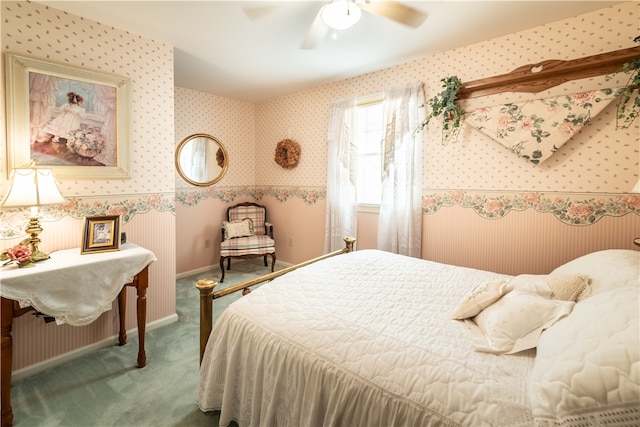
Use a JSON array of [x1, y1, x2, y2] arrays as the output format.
[[25, 216, 49, 259]]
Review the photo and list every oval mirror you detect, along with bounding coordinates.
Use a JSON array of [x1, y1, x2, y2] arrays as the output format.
[[175, 133, 228, 187]]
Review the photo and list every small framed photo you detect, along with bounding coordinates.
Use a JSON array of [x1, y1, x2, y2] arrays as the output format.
[[81, 215, 121, 254]]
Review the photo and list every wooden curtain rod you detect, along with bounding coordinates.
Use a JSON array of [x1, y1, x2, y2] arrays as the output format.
[[458, 46, 640, 100]]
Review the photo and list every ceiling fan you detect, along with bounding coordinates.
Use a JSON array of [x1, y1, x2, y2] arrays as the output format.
[[301, 0, 427, 50]]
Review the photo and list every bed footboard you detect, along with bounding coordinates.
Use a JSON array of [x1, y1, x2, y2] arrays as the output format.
[[195, 237, 355, 363]]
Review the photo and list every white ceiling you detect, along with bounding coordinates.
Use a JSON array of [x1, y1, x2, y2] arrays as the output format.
[[39, 1, 625, 102]]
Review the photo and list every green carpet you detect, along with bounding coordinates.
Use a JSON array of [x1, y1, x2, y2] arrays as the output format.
[[10, 259, 283, 426]]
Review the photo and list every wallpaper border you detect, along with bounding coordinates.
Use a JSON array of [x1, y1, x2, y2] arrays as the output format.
[[177, 186, 640, 226], [422, 190, 640, 225], [176, 186, 326, 206], [2, 188, 637, 239], [1, 193, 175, 239]]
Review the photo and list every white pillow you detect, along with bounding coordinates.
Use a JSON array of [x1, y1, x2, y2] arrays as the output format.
[[465, 280, 574, 354], [451, 279, 509, 319], [508, 274, 591, 301], [452, 274, 588, 320], [223, 218, 254, 239], [551, 249, 639, 295], [529, 285, 640, 425]]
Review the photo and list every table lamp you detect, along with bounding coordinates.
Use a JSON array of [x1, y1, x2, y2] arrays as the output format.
[[1, 163, 66, 256]]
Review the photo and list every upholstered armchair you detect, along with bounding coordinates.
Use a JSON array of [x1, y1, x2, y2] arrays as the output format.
[[219, 202, 276, 282]]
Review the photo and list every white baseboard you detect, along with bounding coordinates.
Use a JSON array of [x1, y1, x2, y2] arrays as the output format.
[[12, 313, 179, 381], [176, 259, 293, 280], [176, 265, 219, 279]]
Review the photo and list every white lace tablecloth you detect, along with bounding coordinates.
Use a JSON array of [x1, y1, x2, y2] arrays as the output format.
[[0, 243, 157, 326]]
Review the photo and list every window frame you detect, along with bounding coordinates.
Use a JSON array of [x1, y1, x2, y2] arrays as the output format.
[[355, 94, 384, 211]]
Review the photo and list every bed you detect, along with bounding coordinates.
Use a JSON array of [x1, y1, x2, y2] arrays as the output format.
[[196, 245, 640, 426]]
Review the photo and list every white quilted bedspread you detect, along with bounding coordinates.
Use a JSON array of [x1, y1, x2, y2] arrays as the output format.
[[197, 250, 538, 426]]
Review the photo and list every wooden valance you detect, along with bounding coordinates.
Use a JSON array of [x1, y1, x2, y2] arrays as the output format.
[[458, 46, 640, 100]]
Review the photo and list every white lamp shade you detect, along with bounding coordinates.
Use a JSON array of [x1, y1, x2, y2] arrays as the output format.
[[1, 168, 66, 208], [322, 0, 362, 30]]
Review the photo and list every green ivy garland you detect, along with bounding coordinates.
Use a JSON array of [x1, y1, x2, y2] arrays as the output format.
[[611, 35, 640, 129], [418, 76, 466, 143]]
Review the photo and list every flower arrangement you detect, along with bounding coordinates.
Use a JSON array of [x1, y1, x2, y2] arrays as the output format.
[[2, 244, 33, 267], [1, 239, 50, 268], [274, 139, 301, 169], [418, 76, 466, 143], [66, 126, 106, 158]]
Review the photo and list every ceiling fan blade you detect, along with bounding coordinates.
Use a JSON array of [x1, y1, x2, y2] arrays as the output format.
[[301, 5, 330, 50], [242, 4, 280, 21], [359, 1, 427, 28]]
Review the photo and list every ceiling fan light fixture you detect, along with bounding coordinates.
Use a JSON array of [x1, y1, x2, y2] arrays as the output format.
[[321, 0, 362, 30]]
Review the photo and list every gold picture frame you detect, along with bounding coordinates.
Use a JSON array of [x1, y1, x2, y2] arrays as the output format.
[[4, 53, 131, 179], [81, 215, 121, 254]]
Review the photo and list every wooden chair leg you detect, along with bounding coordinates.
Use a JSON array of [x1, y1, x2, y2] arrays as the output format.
[[219, 257, 226, 283], [227, 257, 231, 270], [263, 254, 268, 266], [270, 253, 276, 272]]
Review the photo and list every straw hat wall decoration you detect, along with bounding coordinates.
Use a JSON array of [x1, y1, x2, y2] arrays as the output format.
[[274, 139, 301, 169]]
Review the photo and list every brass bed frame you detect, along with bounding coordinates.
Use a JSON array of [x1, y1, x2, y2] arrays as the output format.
[[195, 237, 356, 362]]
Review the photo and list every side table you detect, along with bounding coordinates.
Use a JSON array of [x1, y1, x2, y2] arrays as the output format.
[[0, 243, 156, 427]]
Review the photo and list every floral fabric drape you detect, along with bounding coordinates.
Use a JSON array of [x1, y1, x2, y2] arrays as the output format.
[[466, 88, 620, 165], [378, 82, 425, 258], [324, 97, 358, 253]]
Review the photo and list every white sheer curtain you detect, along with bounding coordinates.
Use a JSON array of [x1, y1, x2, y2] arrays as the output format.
[[324, 97, 358, 253], [377, 82, 425, 258], [180, 138, 207, 182]]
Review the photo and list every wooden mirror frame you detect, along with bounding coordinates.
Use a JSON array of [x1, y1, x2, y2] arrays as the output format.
[[175, 133, 228, 187]]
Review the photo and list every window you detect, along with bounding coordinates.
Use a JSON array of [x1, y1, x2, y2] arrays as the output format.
[[355, 99, 383, 206]]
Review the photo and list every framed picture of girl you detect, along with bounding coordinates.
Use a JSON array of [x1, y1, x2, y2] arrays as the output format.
[[4, 53, 131, 179], [81, 215, 121, 254]]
